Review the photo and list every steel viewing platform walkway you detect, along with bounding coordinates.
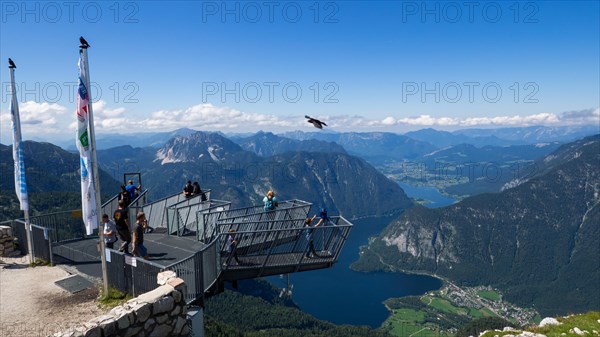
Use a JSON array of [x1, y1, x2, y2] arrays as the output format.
[[4, 188, 352, 304]]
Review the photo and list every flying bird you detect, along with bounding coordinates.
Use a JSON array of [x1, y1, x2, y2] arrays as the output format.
[[305, 115, 327, 129], [79, 36, 90, 48], [8, 58, 16, 69]]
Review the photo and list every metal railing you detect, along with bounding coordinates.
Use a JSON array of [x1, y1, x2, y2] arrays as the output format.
[[100, 190, 144, 223], [135, 190, 212, 229], [30, 224, 54, 265], [3, 194, 352, 305], [7, 220, 54, 264], [101, 194, 120, 220], [216, 218, 307, 253], [196, 201, 232, 242], [162, 235, 221, 304], [122, 189, 150, 226], [199, 200, 310, 242], [27, 210, 86, 244], [22, 192, 132, 245], [163, 251, 205, 303], [164, 193, 217, 236], [105, 249, 165, 297], [217, 216, 352, 273], [138, 192, 186, 229]]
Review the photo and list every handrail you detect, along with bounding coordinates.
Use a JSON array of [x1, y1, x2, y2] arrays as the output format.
[[199, 199, 311, 243], [165, 198, 228, 236]]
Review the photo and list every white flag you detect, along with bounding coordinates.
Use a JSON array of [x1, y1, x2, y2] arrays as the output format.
[[76, 52, 98, 235], [9, 76, 29, 212]]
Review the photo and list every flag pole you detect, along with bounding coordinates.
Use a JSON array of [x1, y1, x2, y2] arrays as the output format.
[[8, 60, 34, 264], [80, 39, 109, 295]]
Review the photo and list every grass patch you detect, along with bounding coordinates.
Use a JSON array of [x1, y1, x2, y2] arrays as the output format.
[[532, 312, 600, 337], [481, 307, 497, 317], [29, 258, 50, 267], [477, 290, 500, 302], [429, 298, 465, 315], [468, 308, 485, 318], [481, 312, 600, 337], [481, 330, 523, 337], [98, 286, 132, 309], [388, 322, 444, 337], [388, 322, 423, 336], [393, 308, 426, 323]]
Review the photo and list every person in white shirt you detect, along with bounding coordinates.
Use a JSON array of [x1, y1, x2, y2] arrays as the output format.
[[102, 214, 118, 249]]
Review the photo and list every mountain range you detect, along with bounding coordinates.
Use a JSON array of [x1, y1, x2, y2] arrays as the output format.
[[451, 125, 600, 144], [405, 125, 599, 148], [281, 131, 437, 164], [232, 131, 347, 157], [96, 131, 413, 219], [0, 141, 120, 220], [352, 135, 600, 316], [404, 128, 517, 148], [416, 142, 562, 197], [57, 128, 199, 151]]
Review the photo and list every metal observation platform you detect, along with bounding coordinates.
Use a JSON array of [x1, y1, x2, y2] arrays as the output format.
[[5, 189, 353, 304]]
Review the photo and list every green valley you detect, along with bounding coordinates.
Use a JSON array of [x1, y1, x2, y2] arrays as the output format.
[[382, 285, 538, 337]]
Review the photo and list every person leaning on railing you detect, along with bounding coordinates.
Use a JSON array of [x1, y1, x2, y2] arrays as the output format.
[[305, 214, 324, 258], [183, 180, 194, 198], [263, 190, 278, 211]]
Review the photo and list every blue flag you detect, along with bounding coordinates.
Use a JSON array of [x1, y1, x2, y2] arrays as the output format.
[[10, 74, 29, 212]]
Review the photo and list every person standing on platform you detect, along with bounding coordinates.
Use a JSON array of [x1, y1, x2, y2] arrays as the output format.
[[119, 185, 131, 208], [305, 214, 323, 258], [102, 214, 118, 249], [192, 181, 207, 201], [183, 180, 194, 198], [263, 190, 278, 211], [114, 200, 131, 254], [125, 180, 140, 200], [132, 212, 150, 260], [225, 229, 242, 266]]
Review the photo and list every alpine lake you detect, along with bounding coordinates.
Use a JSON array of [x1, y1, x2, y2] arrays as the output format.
[[269, 183, 455, 328]]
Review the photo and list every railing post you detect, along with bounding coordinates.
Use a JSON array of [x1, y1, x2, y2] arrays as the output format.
[[48, 228, 54, 266], [259, 227, 283, 275]]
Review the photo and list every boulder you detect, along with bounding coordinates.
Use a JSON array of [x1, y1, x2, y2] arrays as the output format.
[[539, 317, 560, 327], [153, 296, 174, 315]]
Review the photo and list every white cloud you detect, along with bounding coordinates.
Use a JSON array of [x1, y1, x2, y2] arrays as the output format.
[[364, 109, 597, 128], [93, 100, 126, 118], [90, 105, 600, 132], [0, 101, 68, 138], [139, 103, 300, 131], [381, 117, 396, 125], [3, 101, 598, 144], [559, 108, 600, 123]]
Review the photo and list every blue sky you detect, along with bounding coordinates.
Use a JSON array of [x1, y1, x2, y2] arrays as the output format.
[[1, 1, 599, 143]]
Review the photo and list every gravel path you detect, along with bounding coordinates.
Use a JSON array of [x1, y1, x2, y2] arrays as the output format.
[[0, 257, 108, 337]]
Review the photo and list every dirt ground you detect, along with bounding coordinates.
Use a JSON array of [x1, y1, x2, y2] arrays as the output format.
[[0, 256, 108, 337]]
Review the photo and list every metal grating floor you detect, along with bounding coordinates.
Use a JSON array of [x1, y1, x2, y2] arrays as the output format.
[[55, 274, 94, 293]]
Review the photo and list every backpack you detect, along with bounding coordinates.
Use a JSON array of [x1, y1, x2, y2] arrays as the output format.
[[265, 198, 275, 211], [319, 208, 329, 221]]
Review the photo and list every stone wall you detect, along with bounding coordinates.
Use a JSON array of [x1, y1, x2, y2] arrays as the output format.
[[0, 225, 16, 257], [51, 272, 190, 337]]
